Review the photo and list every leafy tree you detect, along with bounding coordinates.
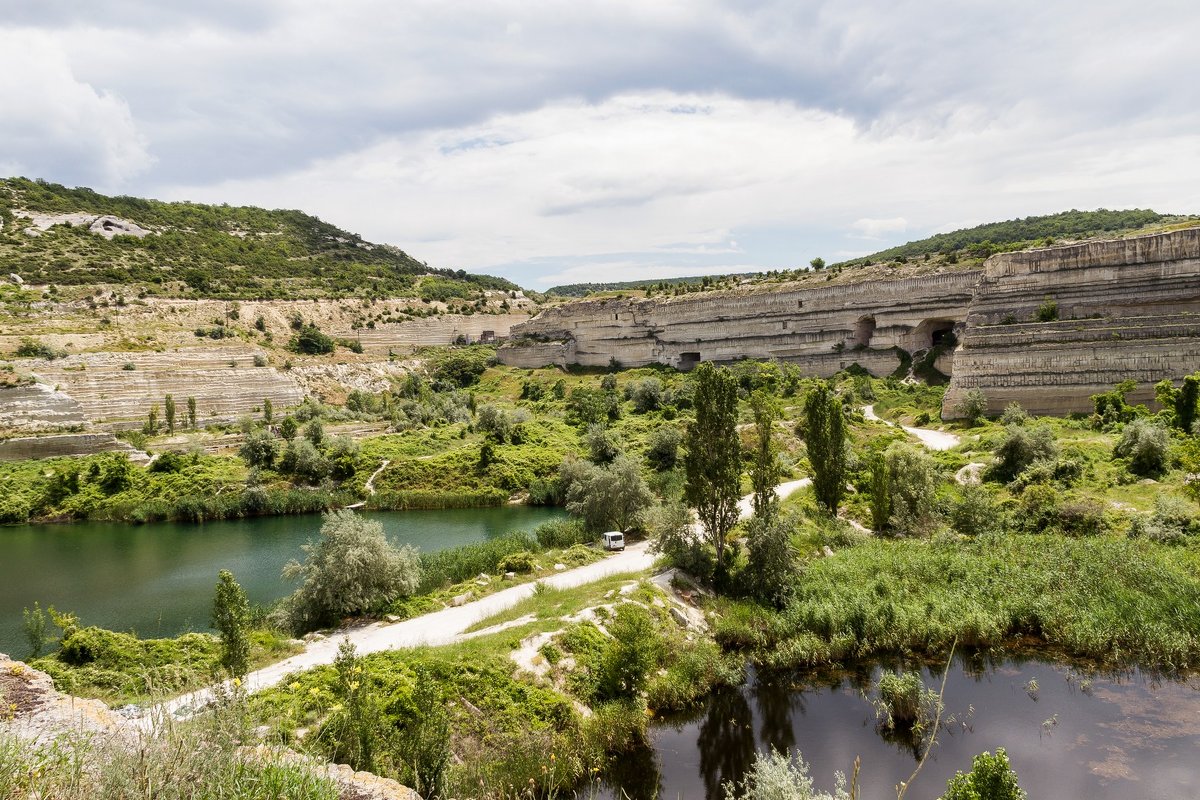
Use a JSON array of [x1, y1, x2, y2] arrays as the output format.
[[1091, 379, 1140, 427], [305, 418, 325, 447], [869, 454, 891, 532], [684, 362, 742, 581], [749, 390, 781, 520], [279, 415, 298, 440], [809, 257, 826, 270], [262, 397, 273, 426], [999, 402, 1028, 426], [566, 455, 653, 532], [1114, 419, 1171, 477], [290, 324, 335, 354], [1156, 372, 1200, 432], [584, 422, 622, 464], [956, 389, 988, 425], [743, 512, 797, 607], [211, 570, 250, 678], [399, 665, 452, 798], [144, 405, 159, 435], [186, 396, 197, 429], [282, 510, 422, 631], [941, 748, 1026, 800], [989, 424, 1057, 482], [648, 501, 711, 576], [22, 602, 48, 659], [239, 428, 278, 469], [596, 604, 660, 700], [630, 378, 667, 413], [804, 381, 846, 513], [475, 404, 514, 443], [164, 394, 176, 434], [884, 443, 940, 536], [951, 484, 1004, 537], [646, 425, 681, 471], [431, 346, 494, 387], [280, 438, 330, 483]]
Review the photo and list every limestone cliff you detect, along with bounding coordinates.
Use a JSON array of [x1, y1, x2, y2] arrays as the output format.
[[500, 227, 1200, 417]]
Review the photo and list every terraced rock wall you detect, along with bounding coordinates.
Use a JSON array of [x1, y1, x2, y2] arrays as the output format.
[[501, 228, 1200, 417]]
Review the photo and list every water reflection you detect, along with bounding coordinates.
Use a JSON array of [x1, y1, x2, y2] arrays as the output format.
[[601, 655, 1200, 800]]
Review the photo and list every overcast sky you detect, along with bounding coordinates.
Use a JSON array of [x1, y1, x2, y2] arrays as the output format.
[[2, 1, 1198, 287]]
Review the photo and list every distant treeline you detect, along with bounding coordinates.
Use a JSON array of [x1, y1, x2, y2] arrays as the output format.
[[0, 177, 518, 298], [546, 273, 751, 297]]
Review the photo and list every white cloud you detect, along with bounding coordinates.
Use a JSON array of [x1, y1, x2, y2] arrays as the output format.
[[850, 217, 908, 239], [160, 88, 1200, 283], [0, 31, 151, 187]]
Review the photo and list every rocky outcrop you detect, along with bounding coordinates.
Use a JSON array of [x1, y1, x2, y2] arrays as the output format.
[[0, 381, 87, 431], [0, 653, 132, 747], [16, 210, 152, 239], [943, 228, 1200, 416], [0, 433, 150, 463], [500, 228, 1200, 417], [28, 347, 306, 428], [502, 271, 978, 373]]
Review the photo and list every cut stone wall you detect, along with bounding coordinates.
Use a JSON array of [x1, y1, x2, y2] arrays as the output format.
[[501, 228, 1200, 418]]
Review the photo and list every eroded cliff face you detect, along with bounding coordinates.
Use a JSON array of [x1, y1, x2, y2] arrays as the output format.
[[500, 228, 1200, 417]]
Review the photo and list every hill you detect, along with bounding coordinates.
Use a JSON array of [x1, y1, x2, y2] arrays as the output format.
[[545, 273, 752, 297], [847, 208, 1194, 265], [0, 177, 517, 299]]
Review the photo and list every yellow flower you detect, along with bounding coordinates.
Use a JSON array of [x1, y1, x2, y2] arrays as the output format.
[[309, 688, 320, 696], [348, 681, 360, 691], [331, 703, 344, 713], [232, 678, 242, 687], [289, 682, 302, 691]]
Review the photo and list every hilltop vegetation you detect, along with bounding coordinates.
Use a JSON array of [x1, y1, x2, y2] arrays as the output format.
[[851, 208, 1188, 264], [0, 177, 516, 299]]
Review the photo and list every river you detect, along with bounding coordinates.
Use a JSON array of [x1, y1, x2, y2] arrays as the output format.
[[603, 655, 1200, 799], [0, 505, 563, 656]]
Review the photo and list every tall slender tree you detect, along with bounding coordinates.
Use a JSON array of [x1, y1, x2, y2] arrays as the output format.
[[186, 396, 197, 430], [804, 381, 846, 513], [164, 394, 176, 434], [749, 389, 781, 520], [212, 569, 250, 678], [684, 362, 741, 583]]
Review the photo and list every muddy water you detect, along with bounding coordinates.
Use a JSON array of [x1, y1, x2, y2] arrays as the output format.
[[605, 655, 1200, 799]]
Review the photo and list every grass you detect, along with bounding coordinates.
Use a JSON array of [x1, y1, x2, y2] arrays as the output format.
[[0, 691, 338, 800], [738, 533, 1200, 671]]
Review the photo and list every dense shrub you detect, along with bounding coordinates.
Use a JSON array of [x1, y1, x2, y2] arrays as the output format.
[[290, 324, 335, 355], [1114, 419, 1171, 477], [280, 510, 422, 632], [988, 424, 1057, 483]]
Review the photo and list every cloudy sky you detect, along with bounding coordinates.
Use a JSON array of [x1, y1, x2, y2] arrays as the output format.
[[2, 1, 1198, 287]]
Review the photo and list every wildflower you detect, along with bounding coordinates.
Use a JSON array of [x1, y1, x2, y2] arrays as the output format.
[[289, 681, 301, 691], [331, 703, 344, 713], [309, 687, 320, 696], [348, 681, 360, 691], [232, 677, 242, 687]]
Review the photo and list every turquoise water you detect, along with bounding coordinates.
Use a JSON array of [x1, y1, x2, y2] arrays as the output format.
[[0, 506, 563, 656]]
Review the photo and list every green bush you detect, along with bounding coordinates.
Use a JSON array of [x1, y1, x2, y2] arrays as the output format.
[[290, 324, 335, 355], [280, 510, 422, 632], [497, 550, 537, 573], [941, 748, 1027, 800]]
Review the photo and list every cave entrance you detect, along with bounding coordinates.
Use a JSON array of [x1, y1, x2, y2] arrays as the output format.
[[912, 318, 958, 350], [851, 316, 876, 349], [678, 352, 701, 371]]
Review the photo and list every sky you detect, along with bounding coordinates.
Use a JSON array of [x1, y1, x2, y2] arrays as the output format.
[[2, 1, 1198, 288]]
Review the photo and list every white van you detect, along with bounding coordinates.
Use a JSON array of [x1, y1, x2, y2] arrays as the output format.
[[601, 531, 626, 551]]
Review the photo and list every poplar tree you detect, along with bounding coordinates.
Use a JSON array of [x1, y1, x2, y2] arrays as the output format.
[[749, 390, 781, 520], [164, 394, 176, 434], [805, 381, 846, 513], [212, 570, 250, 678], [684, 362, 741, 583], [187, 396, 197, 429]]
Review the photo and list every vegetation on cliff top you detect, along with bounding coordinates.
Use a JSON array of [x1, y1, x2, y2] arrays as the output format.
[[0, 177, 517, 299]]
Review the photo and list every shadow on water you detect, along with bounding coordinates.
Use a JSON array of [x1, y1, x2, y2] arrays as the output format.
[[601, 653, 1200, 800]]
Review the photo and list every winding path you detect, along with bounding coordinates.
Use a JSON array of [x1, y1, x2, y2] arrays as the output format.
[[145, 479, 811, 725], [862, 405, 960, 451]]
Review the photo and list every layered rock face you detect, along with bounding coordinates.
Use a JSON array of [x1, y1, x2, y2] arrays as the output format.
[[502, 271, 980, 374], [942, 227, 1200, 416], [500, 228, 1200, 417]]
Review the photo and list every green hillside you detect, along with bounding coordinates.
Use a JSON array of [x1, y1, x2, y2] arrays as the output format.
[[0, 177, 517, 299], [849, 208, 1193, 265]]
